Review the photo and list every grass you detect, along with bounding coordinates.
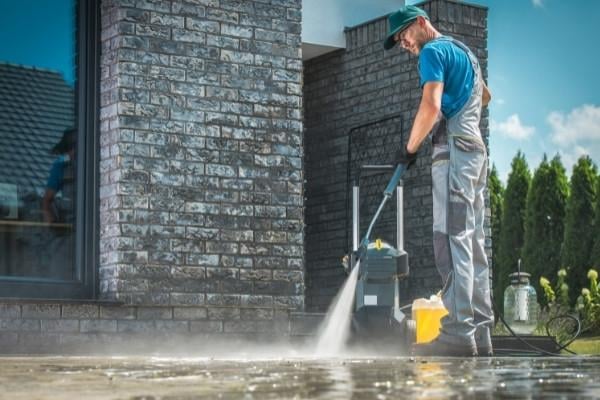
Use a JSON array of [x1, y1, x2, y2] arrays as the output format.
[[566, 336, 600, 355]]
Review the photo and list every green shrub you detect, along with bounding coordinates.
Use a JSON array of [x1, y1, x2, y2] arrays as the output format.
[[575, 269, 600, 333], [540, 268, 600, 336]]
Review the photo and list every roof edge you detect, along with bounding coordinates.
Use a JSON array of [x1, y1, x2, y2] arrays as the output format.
[[344, 0, 488, 31]]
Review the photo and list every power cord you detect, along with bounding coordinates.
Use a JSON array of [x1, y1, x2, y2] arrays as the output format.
[[491, 293, 581, 357]]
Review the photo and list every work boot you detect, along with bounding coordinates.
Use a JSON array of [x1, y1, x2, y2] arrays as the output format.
[[475, 327, 493, 357], [412, 338, 478, 357]]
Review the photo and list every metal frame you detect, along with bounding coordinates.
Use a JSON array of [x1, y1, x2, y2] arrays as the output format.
[[352, 186, 360, 252], [0, 0, 100, 299], [351, 175, 404, 254], [346, 114, 404, 254], [396, 185, 404, 252]]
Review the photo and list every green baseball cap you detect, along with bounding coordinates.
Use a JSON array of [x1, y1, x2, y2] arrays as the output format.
[[383, 5, 429, 50]]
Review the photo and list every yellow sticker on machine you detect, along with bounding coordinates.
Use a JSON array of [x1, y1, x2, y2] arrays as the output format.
[[375, 238, 382, 250]]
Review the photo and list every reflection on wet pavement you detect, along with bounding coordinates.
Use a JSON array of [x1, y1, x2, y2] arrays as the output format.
[[1, 355, 600, 399]]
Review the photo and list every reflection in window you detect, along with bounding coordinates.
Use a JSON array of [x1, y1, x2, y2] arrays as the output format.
[[0, 0, 77, 281]]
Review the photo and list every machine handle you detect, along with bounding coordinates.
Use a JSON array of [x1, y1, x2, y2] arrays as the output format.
[[384, 163, 407, 197]]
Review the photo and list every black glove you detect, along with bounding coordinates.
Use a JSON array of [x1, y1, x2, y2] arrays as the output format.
[[395, 145, 417, 169]]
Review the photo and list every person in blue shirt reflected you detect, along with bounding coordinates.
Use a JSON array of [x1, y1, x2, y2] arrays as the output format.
[[42, 128, 75, 224]]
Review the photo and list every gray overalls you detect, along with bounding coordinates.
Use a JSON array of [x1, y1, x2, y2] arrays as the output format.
[[429, 37, 493, 348]]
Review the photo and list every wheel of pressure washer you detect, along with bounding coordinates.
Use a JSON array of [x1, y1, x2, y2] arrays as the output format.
[[404, 319, 416, 348]]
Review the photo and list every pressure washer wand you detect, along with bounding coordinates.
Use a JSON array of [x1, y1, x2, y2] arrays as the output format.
[[359, 163, 407, 250]]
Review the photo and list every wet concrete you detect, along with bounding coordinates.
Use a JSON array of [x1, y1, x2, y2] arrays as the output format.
[[1, 355, 600, 399]]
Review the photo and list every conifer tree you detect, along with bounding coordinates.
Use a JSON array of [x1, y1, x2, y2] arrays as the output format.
[[495, 152, 530, 312], [590, 176, 600, 268], [562, 156, 597, 301], [488, 164, 504, 290], [522, 154, 568, 300]]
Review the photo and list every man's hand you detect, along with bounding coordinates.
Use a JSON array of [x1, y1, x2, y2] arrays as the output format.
[[396, 145, 417, 169]]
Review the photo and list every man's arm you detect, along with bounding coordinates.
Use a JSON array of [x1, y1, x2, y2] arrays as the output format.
[[482, 80, 491, 107], [42, 189, 56, 223], [406, 81, 444, 154]]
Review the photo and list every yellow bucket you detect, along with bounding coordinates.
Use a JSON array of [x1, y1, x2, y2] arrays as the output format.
[[412, 295, 448, 344]]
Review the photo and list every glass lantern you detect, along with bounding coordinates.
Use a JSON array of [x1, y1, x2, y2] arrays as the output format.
[[503, 270, 539, 334]]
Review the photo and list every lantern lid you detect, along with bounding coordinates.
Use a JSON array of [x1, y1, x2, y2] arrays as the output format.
[[509, 271, 530, 284]]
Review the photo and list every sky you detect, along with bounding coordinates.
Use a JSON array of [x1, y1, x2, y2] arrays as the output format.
[[0, 0, 75, 84], [409, 0, 600, 182]]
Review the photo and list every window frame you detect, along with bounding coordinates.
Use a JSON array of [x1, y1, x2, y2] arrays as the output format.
[[0, 0, 100, 299]]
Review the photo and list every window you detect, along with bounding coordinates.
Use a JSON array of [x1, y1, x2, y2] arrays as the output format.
[[0, 0, 99, 298]]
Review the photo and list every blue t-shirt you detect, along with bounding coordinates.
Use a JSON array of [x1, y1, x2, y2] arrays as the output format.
[[418, 37, 474, 118], [46, 156, 67, 192]]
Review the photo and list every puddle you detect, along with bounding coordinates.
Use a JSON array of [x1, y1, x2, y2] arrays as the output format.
[[1, 355, 600, 399]]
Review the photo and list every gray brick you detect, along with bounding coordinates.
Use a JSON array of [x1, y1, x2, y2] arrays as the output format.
[[0, 319, 40, 332], [172, 28, 206, 43], [136, 24, 170, 39], [172, 2, 207, 16], [0, 332, 18, 347], [255, 29, 285, 43], [137, 307, 173, 320], [22, 305, 61, 319], [150, 13, 185, 28], [19, 332, 61, 349], [207, 307, 240, 320], [170, 293, 206, 305], [206, 86, 238, 101], [274, 295, 303, 309], [205, 241, 238, 254], [118, 8, 150, 24], [240, 269, 271, 280], [41, 320, 80, 333], [241, 295, 273, 307], [206, 34, 239, 49], [190, 320, 223, 333], [240, 13, 271, 29], [221, 24, 253, 38], [173, 307, 208, 320], [220, 50, 254, 64], [206, 8, 239, 23], [80, 320, 117, 333], [136, 0, 170, 13], [241, 308, 273, 320], [224, 320, 273, 333], [117, 320, 155, 333], [187, 254, 220, 266], [61, 305, 100, 319], [100, 306, 136, 320], [0, 305, 20, 319], [186, 17, 220, 33], [155, 320, 189, 333]]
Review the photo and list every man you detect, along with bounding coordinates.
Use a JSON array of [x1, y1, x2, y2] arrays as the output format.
[[42, 128, 76, 224], [384, 5, 493, 356], [40, 128, 76, 279]]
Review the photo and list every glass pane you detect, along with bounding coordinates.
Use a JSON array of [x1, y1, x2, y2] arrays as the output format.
[[0, 0, 77, 281]]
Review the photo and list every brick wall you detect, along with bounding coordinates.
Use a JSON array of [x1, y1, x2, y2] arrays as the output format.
[[0, 301, 296, 353], [98, 0, 304, 326], [303, 0, 490, 311]]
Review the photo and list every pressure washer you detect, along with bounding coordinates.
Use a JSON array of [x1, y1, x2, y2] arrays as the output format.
[[342, 162, 417, 350]]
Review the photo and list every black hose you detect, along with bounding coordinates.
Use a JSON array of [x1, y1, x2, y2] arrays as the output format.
[[544, 314, 581, 354], [491, 292, 581, 357]]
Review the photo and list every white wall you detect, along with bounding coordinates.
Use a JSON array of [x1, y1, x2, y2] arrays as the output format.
[[302, 0, 405, 59]]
